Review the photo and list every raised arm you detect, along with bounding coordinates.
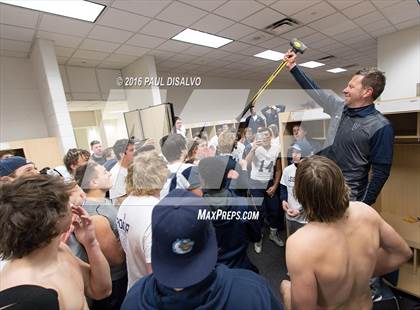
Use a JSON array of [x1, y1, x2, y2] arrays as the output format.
[[284, 50, 344, 116], [72, 205, 112, 300]]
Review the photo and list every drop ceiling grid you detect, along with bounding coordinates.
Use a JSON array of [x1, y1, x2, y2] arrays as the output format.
[[0, 0, 418, 79]]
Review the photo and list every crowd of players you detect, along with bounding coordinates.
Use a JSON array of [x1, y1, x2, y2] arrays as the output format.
[[0, 50, 413, 310]]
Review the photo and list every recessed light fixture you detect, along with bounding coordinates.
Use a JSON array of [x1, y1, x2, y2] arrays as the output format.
[[327, 67, 347, 73], [299, 61, 325, 68], [0, 0, 105, 23], [254, 50, 285, 61], [171, 28, 232, 48]]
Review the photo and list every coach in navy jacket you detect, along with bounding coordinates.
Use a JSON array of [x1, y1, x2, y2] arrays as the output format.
[[284, 50, 394, 205]]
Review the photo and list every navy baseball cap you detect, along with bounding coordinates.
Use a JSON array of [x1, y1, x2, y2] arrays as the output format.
[[0, 156, 29, 177], [151, 189, 217, 288]]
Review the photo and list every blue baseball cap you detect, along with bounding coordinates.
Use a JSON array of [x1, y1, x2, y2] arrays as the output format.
[[0, 156, 30, 177], [151, 189, 217, 288]]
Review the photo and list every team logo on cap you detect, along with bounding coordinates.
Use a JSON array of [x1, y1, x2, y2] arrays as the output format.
[[172, 239, 194, 254]]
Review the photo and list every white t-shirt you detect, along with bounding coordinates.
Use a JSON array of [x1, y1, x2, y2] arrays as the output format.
[[116, 195, 159, 288], [109, 162, 127, 200], [160, 162, 201, 198], [208, 135, 218, 150], [280, 163, 307, 224], [250, 144, 279, 182], [232, 141, 245, 162]]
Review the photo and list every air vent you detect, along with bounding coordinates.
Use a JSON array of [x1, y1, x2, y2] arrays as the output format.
[[264, 18, 300, 35], [342, 63, 359, 69], [317, 55, 336, 61]]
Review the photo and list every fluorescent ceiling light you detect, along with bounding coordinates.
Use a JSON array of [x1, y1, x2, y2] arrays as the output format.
[[327, 67, 347, 73], [0, 0, 105, 22], [299, 61, 325, 68], [172, 28, 232, 48], [254, 50, 285, 61]]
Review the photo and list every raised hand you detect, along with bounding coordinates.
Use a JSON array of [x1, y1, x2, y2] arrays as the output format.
[[283, 49, 297, 71], [72, 205, 97, 248]]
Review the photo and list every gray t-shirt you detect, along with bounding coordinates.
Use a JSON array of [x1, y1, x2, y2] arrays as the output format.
[[68, 199, 127, 281]]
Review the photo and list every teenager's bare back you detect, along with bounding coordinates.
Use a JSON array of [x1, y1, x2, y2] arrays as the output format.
[[0, 243, 89, 310], [288, 202, 381, 309]]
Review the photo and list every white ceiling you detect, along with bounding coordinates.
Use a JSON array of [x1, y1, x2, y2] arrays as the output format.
[[0, 0, 419, 81]]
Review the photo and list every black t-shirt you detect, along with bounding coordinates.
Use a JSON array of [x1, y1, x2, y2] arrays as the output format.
[[0, 285, 59, 310]]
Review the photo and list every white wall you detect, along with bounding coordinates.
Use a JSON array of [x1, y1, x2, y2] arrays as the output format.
[[378, 25, 420, 100], [59, 65, 125, 102], [0, 56, 48, 142]]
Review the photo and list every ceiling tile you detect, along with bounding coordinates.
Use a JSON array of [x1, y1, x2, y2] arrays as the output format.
[[67, 58, 102, 67], [146, 49, 174, 61], [179, 0, 228, 12], [307, 37, 338, 49], [353, 11, 385, 26], [104, 53, 138, 63], [214, 1, 265, 21], [342, 1, 376, 19], [157, 40, 192, 52], [0, 3, 39, 28], [36, 31, 84, 48], [0, 38, 30, 52], [301, 32, 328, 44], [222, 53, 250, 63], [345, 33, 373, 45], [280, 26, 316, 40], [241, 7, 285, 28], [327, 0, 363, 10], [310, 13, 358, 36], [332, 27, 366, 40], [362, 19, 393, 32], [199, 49, 231, 59], [80, 39, 120, 53], [239, 30, 273, 45], [394, 17, 420, 31], [217, 23, 256, 40], [237, 45, 265, 56], [270, 1, 321, 16], [190, 14, 235, 33], [73, 49, 109, 60], [0, 24, 34, 41], [39, 14, 93, 36], [114, 45, 149, 56], [126, 33, 166, 48], [88, 25, 134, 43], [55, 46, 75, 58], [221, 41, 254, 53], [380, 1, 420, 25], [183, 45, 213, 56], [98, 61, 127, 69], [157, 59, 185, 69], [167, 53, 199, 63], [256, 36, 288, 49], [111, 0, 171, 17], [139, 20, 184, 39], [369, 26, 395, 38], [292, 2, 336, 25], [0, 49, 27, 57], [156, 2, 207, 27], [370, 0, 403, 9], [97, 8, 150, 32]]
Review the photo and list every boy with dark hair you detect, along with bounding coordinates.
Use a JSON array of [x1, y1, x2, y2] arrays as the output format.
[[245, 127, 284, 253], [122, 189, 283, 310], [280, 156, 412, 310], [90, 140, 106, 165], [109, 139, 135, 203], [75, 162, 127, 310], [280, 144, 307, 236], [198, 157, 260, 271], [54, 148, 90, 181], [0, 175, 112, 309], [160, 134, 202, 197]]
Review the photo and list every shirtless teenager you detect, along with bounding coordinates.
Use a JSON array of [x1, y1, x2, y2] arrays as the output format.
[[280, 156, 412, 310], [0, 175, 112, 310]]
